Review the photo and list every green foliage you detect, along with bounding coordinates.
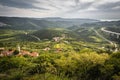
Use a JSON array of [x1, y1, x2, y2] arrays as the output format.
[[0, 57, 29, 72], [106, 52, 120, 75], [0, 25, 120, 80], [32, 29, 63, 40], [1, 50, 120, 80], [13, 50, 19, 55]]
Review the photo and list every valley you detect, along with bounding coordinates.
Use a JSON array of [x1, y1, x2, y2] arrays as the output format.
[[0, 17, 120, 80]]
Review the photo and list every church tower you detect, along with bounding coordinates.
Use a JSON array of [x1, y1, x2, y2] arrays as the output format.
[[17, 44, 21, 52]]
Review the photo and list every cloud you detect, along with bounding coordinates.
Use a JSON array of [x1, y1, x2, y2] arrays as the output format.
[[66, 1, 95, 13], [95, 1, 120, 11], [75, 0, 80, 6], [0, 0, 48, 10], [0, 0, 120, 20]]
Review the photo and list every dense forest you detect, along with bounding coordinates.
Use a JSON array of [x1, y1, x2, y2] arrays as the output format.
[[0, 50, 120, 80]]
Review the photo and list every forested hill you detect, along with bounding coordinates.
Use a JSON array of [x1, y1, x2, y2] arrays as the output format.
[[81, 20, 120, 27], [0, 16, 99, 30], [0, 17, 57, 30], [1, 16, 120, 30]]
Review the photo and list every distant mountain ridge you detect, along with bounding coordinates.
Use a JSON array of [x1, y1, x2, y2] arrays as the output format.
[[0, 16, 100, 30], [0, 16, 120, 30], [38, 17, 99, 22], [81, 20, 120, 27], [38, 17, 100, 26]]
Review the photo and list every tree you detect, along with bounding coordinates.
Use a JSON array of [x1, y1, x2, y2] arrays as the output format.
[[13, 50, 19, 55]]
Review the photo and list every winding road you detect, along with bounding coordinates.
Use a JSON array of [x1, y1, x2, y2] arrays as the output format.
[[92, 28, 113, 44], [101, 28, 119, 52], [101, 28, 120, 36], [92, 28, 118, 52]]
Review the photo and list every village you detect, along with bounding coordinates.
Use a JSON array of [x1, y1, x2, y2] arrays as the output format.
[[0, 45, 39, 57], [0, 34, 68, 57]]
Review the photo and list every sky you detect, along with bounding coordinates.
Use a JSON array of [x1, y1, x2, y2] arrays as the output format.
[[0, 0, 120, 20]]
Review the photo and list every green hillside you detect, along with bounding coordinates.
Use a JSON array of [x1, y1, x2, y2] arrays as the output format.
[[0, 17, 100, 30], [0, 17, 59, 30], [0, 17, 120, 80], [32, 28, 78, 40]]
